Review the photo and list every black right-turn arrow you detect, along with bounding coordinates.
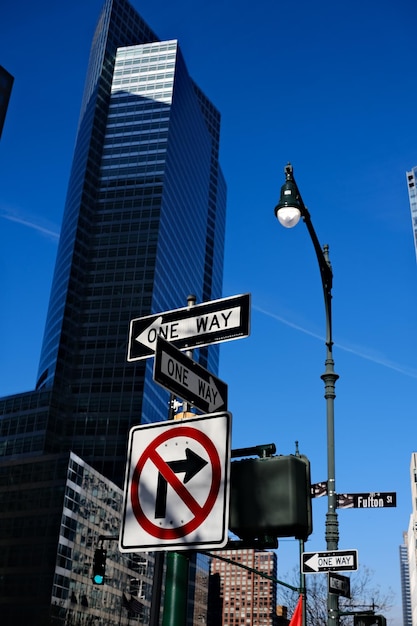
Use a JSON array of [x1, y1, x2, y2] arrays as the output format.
[[155, 448, 207, 519]]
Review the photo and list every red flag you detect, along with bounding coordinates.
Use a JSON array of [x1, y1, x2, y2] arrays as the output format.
[[289, 595, 303, 626]]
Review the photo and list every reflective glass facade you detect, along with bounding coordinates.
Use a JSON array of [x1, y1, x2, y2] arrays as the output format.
[[190, 552, 211, 626], [0, 0, 225, 622], [0, 451, 155, 625], [0, 0, 225, 483]]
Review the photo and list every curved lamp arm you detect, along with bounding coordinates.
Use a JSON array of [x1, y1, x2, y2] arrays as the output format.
[[274, 164, 340, 626], [274, 163, 334, 352]]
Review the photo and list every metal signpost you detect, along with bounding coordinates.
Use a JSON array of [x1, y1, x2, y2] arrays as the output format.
[[125, 293, 249, 626], [302, 549, 358, 573], [127, 293, 250, 361], [153, 337, 228, 413]]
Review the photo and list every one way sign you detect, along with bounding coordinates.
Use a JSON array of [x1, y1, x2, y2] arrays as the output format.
[[302, 549, 358, 573], [127, 293, 250, 361], [154, 337, 228, 413]]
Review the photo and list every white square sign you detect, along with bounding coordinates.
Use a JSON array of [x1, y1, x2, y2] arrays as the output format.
[[119, 412, 231, 552]]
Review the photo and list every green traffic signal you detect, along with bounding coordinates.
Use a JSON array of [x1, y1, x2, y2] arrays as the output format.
[[92, 548, 107, 585]]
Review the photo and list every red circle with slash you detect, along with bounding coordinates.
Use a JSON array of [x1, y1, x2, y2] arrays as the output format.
[[130, 425, 221, 539]]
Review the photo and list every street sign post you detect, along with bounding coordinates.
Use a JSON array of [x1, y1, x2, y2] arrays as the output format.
[[302, 549, 358, 573], [127, 293, 250, 361], [119, 412, 232, 552], [328, 572, 351, 598], [153, 337, 228, 413], [337, 492, 396, 509]]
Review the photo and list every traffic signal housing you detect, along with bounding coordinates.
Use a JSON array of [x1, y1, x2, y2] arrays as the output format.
[[92, 548, 107, 585], [229, 454, 312, 542], [354, 616, 386, 626]]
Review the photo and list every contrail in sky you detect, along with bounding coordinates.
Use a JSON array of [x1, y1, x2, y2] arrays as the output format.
[[3, 212, 415, 380], [1, 212, 60, 241], [254, 304, 417, 380]]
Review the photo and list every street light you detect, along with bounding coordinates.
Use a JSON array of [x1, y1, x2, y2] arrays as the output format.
[[274, 163, 340, 626]]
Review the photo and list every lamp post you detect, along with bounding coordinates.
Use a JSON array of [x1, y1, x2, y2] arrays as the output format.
[[274, 163, 340, 626]]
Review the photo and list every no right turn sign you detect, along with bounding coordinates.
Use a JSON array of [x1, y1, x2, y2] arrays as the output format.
[[119, 412, 232, 552]]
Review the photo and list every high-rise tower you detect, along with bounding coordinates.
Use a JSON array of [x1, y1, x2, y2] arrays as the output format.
[[208, 549, 278, 626], [401, 453, 417, 626], [399, 530, 413, 626], [0, 1, 226, 622], [0, 0, 226, 484], [406, 167, 417, 262], [407, 454, 417, 626]]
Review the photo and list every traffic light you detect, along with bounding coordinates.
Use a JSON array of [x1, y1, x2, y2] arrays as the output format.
[[354, 615, 386, 626], [92, 548, 107, 585], [229, 454, 312, 542]]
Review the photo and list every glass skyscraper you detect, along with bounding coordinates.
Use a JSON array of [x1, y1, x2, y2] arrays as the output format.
[[1, 0, 225, 482], [0, 0, 226, 622], [400, 453, 417, 626], [406, 167, 417, 262], [406, 454, 417, 626], [399, 531, 412, 626], [0, 64, 14, 139], [0, 451, 155, 626]]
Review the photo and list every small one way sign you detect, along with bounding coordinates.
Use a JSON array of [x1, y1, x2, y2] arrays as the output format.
[[153, 337, 228, 413]]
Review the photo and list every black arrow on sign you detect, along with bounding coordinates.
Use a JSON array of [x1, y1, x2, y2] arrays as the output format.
[[155, 448, 208, 519]]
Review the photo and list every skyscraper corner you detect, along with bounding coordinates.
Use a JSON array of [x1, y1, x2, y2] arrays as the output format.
[[0, 1, 226, 623], [1, 0, 226, 482]]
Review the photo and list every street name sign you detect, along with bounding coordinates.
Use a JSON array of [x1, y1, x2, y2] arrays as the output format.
[[127, 293, 250, 361], [337, 492, 396, 509], [119, 412, 232, 552], [153, 337, 228, 413], [302, 549, 358, 573], [328, 572, 351, 598]]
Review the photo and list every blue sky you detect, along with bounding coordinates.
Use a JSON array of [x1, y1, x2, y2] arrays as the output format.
[[1, 1, 417, 623]]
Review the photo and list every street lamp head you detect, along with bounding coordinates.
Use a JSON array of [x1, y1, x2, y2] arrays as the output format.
[[274, 163, 302, 228]]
